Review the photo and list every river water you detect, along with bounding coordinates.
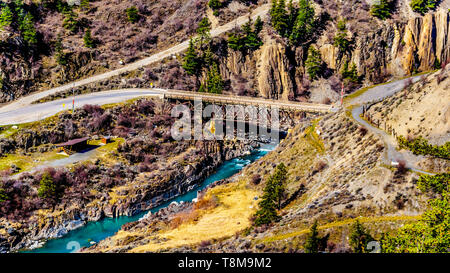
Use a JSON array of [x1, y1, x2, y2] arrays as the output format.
[[24, 143, 276, 253]]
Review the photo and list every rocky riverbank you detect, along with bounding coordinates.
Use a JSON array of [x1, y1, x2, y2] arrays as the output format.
[[0, 139, 259, 253]]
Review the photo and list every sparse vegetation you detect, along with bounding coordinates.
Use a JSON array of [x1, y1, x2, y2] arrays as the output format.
[[254, 163, 287, 226], [370, 0, 394, 20], [349, 219, 375, 253], [228, 17, 263, 54]]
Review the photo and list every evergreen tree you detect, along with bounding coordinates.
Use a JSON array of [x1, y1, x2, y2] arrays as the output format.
[[19, 13, 37, 44], [341, 61, 358, 83], [370, 0, 393, 20], [182, 39, 201, 76], [254, 16, 263, 34], [80, 0, 90, 11], [254, 163, 287, 226], [83, 28, 94, 48], [38, 172, 57, 200], [62, 8, 79, 33], [55, 34, 67, 66], [206, 63, 223, 94], [334, 19, 351, 54], [305, 46, 322, 80], [228, 17, 263, 54], [381, 190, 450, 253], [0, 4, 13, 30], [349, 219, 374, 253], [410, 0, 439, 15], [287, 0, 298, 32], [304, 220, 321, 253], [272, 163, 287, 209], [289, 0, 315, 45], [270, 0, 288, 36], [196, 17, 212, 50], [208, 0, 222, 10], [0, 187, 8, 203]]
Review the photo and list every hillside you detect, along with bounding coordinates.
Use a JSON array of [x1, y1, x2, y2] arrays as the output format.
[[1, 0, 449, 104], [366, 65, 450, 146]]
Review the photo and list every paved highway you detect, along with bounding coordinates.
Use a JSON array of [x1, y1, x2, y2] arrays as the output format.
[[0, 88, 335, 125]]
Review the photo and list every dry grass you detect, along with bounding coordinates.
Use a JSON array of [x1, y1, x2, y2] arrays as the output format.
[[262, 215, 421, 243], [127, 181, 258, 253]]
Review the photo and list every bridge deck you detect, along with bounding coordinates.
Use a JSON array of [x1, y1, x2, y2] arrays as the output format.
[[162, 90, 335, 113]]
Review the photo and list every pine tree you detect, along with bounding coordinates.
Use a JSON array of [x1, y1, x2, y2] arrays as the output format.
[[55, 34, 67, 66], [0, 4, 13, 30], [19, 13, 37, 44], [182, 39, 200, 76], [62, 8, 79, 33], [254, 16, 263, 34], [80, 0, 90, 11], [38, 172, 57, 199], [196, 17, 212, 50], [305, 46, 322, 80], [270, 0, 288, 36], [83, 28, 94, 48], [272, 163, 287, 209], [304, 220, 321, 253], [370, 0, 392, 20], [206, 63, 223, 94], [349, 219, 374, 253], [290, 0, 315, 45], [254, 164, 287, 226]]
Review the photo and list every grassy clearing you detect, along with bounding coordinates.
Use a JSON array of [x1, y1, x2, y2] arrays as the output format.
[[0, 149, 67, 174], [127, 180, 258, 253]]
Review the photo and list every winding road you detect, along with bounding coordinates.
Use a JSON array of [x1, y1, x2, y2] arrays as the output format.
[[346, 75, 435, 175], [0, 3, 275, 114], [0, 88, 335, 125]]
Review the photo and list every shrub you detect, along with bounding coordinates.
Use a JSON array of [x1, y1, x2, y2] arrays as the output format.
[[38, 172, 57, 200], [208, 0, 222, 10], [417, 173, 449, 195], [370, 0, 394, 20], [410, 0, 439, 15], [126, 6, 140, 23], [397, 136, 449, 159], [251, 174, 262, 185]]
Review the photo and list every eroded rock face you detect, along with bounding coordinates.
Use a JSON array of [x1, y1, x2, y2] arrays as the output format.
[[257, 40, 295, 100]]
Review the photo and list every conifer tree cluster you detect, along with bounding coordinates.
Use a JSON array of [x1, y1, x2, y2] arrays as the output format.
[[0, 1, 38, 45], [333, 19, 351, 54], [305, 46, 322, 80], [270, 0, 316, 46], [370, 0, 394, 20], [254, 163, 288, 226], [349, 220, 375, 253], [227, 16, 264, 55], [303, 220, 329, 253], [182, 17, 225, 94]]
